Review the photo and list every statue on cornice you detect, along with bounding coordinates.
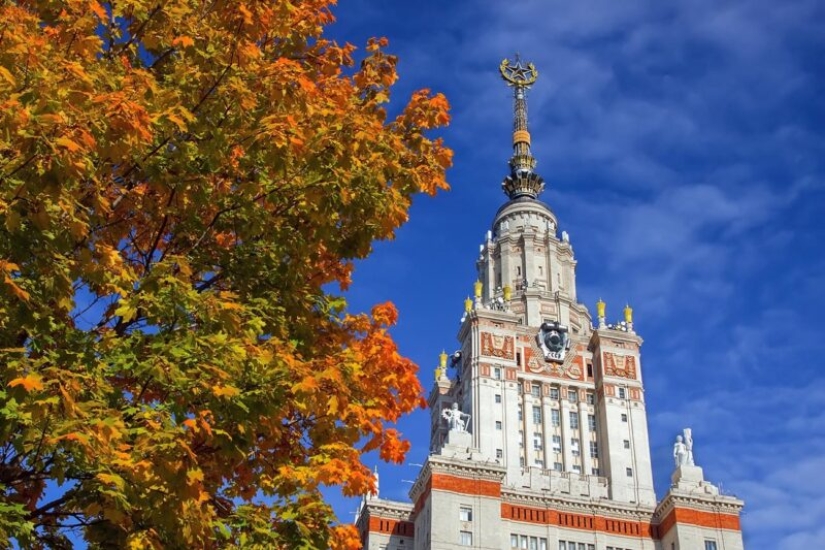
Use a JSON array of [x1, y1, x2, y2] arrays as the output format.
[[442, 403, 471, 432], [673, 428, 696, 468]]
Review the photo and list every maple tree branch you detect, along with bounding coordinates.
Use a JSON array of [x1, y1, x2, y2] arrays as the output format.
[[119, 4, 163, 57]]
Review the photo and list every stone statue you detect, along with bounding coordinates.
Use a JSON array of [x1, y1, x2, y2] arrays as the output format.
[[684, 428, 695, 466], [673, 435, 689, 468], [442, 403, 470, 432]]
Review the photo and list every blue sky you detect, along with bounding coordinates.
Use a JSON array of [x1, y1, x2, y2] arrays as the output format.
[[321, 1, 825, 548]]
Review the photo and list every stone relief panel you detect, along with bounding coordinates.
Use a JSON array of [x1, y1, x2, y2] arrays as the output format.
[[480, 332, 515, 360], [522, 346, 584, 381], [602, 352, 637, 380]]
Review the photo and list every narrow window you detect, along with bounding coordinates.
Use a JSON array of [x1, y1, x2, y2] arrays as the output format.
[[495, 394, 502, 403], [459, 531, 473, 546], [624, 439, 630, 449], [618, 387, 627, 399], [459, 506, 472, 522], [496, 421, 502, 430], [621, 413, 628, 422], [533, 406, 542, 424], [626, 467, 633, 477], [588, 414, 596, 431], [494, 367, 502, 380], [568, 389, 578, 403], [589, 441, 599, 458], [551, 409, 561, 427], [569, 411, 579, 429]]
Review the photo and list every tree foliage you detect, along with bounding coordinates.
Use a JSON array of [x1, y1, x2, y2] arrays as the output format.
[[0, 1, 451, 547]]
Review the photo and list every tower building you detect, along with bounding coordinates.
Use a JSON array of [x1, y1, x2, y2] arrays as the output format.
[[356, 58, 745, 550]]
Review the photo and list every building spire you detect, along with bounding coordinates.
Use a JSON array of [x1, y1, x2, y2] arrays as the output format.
[[499, 55, 545, 200]]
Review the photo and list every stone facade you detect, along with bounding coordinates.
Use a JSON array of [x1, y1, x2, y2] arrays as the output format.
[[355, 58, 744, 550]]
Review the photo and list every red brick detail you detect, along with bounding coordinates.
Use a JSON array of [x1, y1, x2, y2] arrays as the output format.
[[501, 504, 655, 538], [506, 367, 518, 381], [657, 507, 741, 538], [432, 473, 501, 497], [481, 364, 491, 377], [367, 517, 414, 537]]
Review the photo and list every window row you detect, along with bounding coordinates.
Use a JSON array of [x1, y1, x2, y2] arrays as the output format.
[[510, 534, 548, 550], [560, 543, 596, 550], [529, 383, 596, 404]]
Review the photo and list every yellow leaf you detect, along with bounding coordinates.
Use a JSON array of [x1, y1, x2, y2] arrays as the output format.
[[0, 66, 15, 86], [9, 374, 43, 392], [213, 385, 241, 398], [55, 136, 82, 152], [97, 472, 125, 490], [187, 469, 204, 484]]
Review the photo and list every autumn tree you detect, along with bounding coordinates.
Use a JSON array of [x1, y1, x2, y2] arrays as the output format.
[[0, 1, 451, 547]]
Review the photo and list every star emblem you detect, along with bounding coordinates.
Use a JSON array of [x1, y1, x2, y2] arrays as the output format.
[[500, 57, 538, 86]]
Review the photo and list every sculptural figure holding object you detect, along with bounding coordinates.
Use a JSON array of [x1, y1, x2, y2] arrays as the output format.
[[442, 403, 471, 432], [673, 428, 696, 468], [684, 428, 694, 466], [673, 435, 689, 468]]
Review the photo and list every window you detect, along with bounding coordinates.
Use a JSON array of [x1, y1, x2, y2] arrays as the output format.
[[459, 506, 472, 521], [511, 534, 519, 548], [459, 530, 472, 546], [534, 458, 544, 467], [586, 392, 595, 405], [568, 389, 578, 403], [530, 537, 538, 550], [621, 413, 628, 422], [519, 430, 524, 448], [559, 541, 567, 550], [518, 405, 523, 421], [549, 387, 560, 400], [578, 544, 586, 550], [587, 546, 595, 550], [496, 448, 503, 459], [588, 414, 596, 431], [704, 542, 718, 550], [569, 411, 579, 429], [521, 536, 528, 549], [551, 409, 561, 427], [626, 467, 633, 477], [587, 362, 593, 378], [495, 394, 501, 403], [552, 435, 561, 453], [533, 406, 542, 424], [572, 464, 582, 473], [618, 387, 626, 399], [533, 433, 543, 450], [624, 439, 630, 449], [589, 441, 599, 458], [591, 467, 600, 476], [553, 461, 563, 471], [496, 421, 502, 430], [571, 438, 580, 456], [520, 456, 525, 467], [540, 539, 548, 550], [531, 383, 541, 397], [494, 367, 502, 380]]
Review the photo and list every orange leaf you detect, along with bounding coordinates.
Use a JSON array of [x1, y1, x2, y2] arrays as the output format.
[[9, 374, 44, 392], [172, 36, 195, 48]]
